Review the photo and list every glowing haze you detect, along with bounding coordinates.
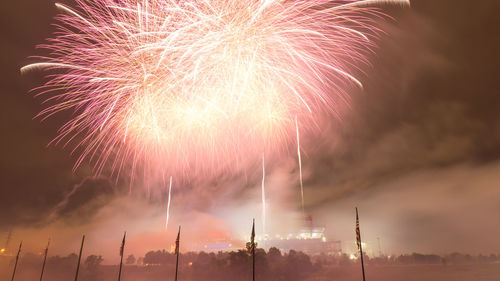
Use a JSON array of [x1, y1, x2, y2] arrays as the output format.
[[22, 0, 410, 181]]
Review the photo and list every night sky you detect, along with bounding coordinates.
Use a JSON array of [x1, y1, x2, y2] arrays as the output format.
[[1, 0, 500, 260]]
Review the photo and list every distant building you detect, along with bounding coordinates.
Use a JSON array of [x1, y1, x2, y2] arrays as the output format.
[[190, 238, 245, 253], [202, 242, 239, 252], [255, 215, 342, 255], [191, 216, 342, 255], [258, 226, 342, 255]]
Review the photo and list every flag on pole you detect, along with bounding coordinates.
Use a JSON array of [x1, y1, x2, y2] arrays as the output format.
[[251, 219, 256, 281], [40, 239, 50, 281], [174, 226, 181, 281], [251, 219, 255, 250], [355, 207, 366, 281], [43, 239, 50, 256], [118, 232, 126, 281], [356, 208, 361, 252], [120, 232, 126, 257], [175, 226, 181, 255], [11, 241, 22, 281], [74, 235, 85, 281]]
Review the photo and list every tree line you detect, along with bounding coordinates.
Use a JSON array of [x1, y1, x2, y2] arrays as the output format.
[[5, 247, 500, 281]]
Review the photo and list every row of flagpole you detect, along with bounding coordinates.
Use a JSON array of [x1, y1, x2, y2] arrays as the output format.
[[8, 226, 181, 281], [8, 208, 366, 281], [11, 239, 50, 281]]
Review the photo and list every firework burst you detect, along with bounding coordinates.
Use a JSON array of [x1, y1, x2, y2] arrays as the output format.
[[22, 0, 409, 181]]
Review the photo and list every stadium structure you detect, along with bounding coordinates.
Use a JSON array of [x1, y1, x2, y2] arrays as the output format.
[[194, 216, 342, 255]]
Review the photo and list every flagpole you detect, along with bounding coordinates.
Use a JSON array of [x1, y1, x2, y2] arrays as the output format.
[[175, 226, 181, 281], [39, 239, 50, 281], [251, 219, 255, 281], [356, 208, 366, 281], [74, 235, 85, 281], [118, 232, 126, 281], [10, 241, 22, 281]]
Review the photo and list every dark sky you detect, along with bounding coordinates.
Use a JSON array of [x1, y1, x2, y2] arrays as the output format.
[[1, 0, 499, 259]]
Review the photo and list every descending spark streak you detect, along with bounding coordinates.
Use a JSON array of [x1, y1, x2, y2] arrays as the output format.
[[261, 154, 266, 236], [22, 0, 410, 182], [166, 176, 172, 229], [296, 116, 305, 215]]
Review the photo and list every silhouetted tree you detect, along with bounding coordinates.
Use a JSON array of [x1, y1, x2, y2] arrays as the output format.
[[144, 250, 175, 265], [268, 247, 282, 260], [246, 241, 258, 253], [5, 249, 499, 281], [283, 250, 313, 281], [85, 255, 103, 271], [126, 254, 136, 265], [338, 253, 351, 266]]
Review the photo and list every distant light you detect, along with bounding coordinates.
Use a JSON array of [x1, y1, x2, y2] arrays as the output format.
[[353, 241, 368, 247], [349, 254, 357, 260], [205, 244, 231, 248]]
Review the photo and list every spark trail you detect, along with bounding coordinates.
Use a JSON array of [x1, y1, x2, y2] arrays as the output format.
[[166, 176, 173, 229], [296, 116, 305, 215], [261, 154, 266, 236], [22, 0, 410, 183]]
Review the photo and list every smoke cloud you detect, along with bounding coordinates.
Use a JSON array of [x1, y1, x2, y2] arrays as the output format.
[[1, 0, 499, 262]]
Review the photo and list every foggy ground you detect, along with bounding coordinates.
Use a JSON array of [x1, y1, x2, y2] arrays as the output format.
[[2, 254, 499, 281], [315, 264, 500, 281]]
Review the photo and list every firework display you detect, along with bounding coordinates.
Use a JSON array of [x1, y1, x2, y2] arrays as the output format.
[[22, 0, 410, 180]]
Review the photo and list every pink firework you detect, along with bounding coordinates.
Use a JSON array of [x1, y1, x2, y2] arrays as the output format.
[[22, 0, 409, 180]]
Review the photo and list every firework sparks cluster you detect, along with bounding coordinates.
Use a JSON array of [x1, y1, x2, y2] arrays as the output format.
[[23, 0, 409, 180]]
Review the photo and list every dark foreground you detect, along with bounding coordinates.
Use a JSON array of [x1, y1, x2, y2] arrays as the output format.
[[312, 263, 500, 281], [2, 254, 500, 281]]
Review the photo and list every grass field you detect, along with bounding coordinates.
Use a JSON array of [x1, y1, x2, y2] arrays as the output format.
[[307, 263, 500, 281], [2, 255, 500, 281]]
